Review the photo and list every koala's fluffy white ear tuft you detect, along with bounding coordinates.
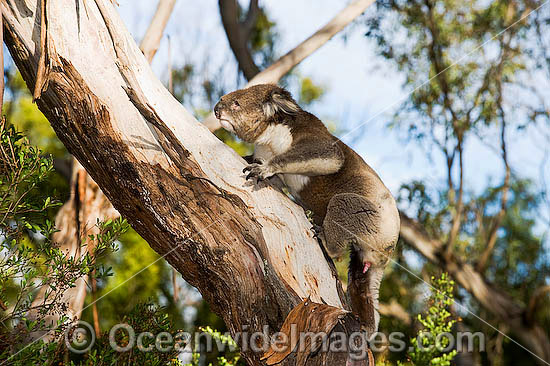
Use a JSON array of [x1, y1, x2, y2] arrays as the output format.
[[263, 90, 300, 118]]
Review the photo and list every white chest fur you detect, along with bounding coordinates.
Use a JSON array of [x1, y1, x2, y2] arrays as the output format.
[[255, 124, 293, 156], [280, 174, 310, 197], [253, 124, 310, 197]]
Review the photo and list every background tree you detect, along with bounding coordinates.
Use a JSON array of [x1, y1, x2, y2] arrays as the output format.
[[4, 0, 373, 362], [365, 0, 550, 363]]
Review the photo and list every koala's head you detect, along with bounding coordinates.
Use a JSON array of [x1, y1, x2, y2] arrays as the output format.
[[214, 84, 301, 142]]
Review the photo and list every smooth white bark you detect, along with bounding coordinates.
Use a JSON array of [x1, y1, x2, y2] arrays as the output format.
[[140, 0, 177, 63]]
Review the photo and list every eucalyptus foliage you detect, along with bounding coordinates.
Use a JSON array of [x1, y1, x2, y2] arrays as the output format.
[[0, 120, 128, 363]]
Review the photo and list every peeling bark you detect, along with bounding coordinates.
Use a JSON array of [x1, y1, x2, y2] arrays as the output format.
[[28, 160, 118, 341], [28, 0, 178, 336], [2, 0, 368, 364]]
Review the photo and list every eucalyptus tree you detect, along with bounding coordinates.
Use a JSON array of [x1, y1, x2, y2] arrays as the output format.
[[365, 0, 550, 363]]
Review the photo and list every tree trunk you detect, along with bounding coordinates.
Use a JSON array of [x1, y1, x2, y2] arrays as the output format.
[[2, 0, 367, 364], [28, 0, 176, 337]]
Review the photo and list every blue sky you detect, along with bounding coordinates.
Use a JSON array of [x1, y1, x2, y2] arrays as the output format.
[[117, 1, 550, 238]]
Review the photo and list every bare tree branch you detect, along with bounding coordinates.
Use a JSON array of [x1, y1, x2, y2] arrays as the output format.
[[475, 30, 513, 273], [242, 0, 260, 37], [527, 285, 550, 326], [33, 0, 47, 100], [140, 0, 177, 64], [204, 0, 375, 131], [445, 142, 464, 258], [218, 0, 261, 81], [476, 119, 510, 273], [248, 0, 375, 86]]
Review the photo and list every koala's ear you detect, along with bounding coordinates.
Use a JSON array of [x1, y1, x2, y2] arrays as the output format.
[[263, 89, 300, 118]]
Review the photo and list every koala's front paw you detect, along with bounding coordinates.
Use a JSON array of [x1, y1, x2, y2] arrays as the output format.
[[243, 162, 275, 181], [242, 155, 262, 164], [311, 224, 328, 248]]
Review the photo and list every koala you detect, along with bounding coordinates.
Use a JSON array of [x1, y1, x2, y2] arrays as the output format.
[[214, 84, 400, 337]]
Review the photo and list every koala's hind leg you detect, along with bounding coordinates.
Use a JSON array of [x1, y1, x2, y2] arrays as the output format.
[[322, 193, 381, 258]]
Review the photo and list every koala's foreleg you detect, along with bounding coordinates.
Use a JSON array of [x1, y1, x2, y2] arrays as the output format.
[[270, 141, 344, 176], [244, 140, 344, 180]]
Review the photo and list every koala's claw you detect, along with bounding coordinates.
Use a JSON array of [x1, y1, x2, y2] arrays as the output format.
[[243, 155, 262, 165], [311, 224, 325, 241], [246, 171, 263, 181], [311, 224, 323, 236], [243, 163, 272, 181], [242, 163, 258, 174]]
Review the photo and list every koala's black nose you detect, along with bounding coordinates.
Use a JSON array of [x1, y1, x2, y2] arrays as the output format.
[[214, 103, 221, 119]]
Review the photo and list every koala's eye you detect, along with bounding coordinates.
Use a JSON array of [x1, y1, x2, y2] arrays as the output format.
[[384, 245, 394, 252]]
